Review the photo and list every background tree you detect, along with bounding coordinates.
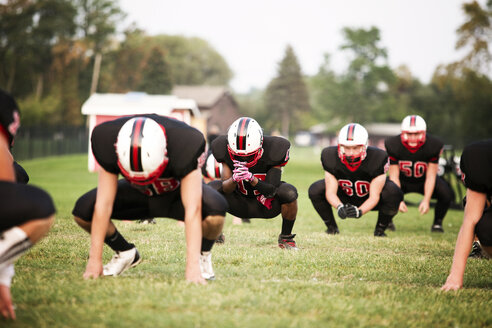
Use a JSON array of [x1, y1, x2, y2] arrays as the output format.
[[264, 45, 310, 137], [137, 47, 173, 94]]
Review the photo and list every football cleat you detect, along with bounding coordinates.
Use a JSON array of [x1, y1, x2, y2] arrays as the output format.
[[374, 228, 387, 237], [387, 221, 396, 231], [199, 251, 215, 280], [431, 224, 444, 233], [215, 233, 225, 244], [325, 225, 340, 235], [103, 247, 141, 276], [468, 241, 489, 259], [278, 234, 298, 250]]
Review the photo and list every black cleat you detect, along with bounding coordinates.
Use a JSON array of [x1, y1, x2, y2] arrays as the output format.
[[387, 222, 396, 231], [325, 225, 340, 235], [468, 241, 488, 259], [215, 233, 225, 244], [374, 228, 387, 237], [431, 224, 444, 233], [278, 234, 298, 250]]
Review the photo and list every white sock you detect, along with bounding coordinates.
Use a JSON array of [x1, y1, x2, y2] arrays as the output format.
[[0, 227, 31, 267]]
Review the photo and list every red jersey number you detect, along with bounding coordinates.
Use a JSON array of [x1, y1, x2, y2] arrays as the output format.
[[237, 173, 267, 196], [338, 179, 370, 197], [399, 160, 427, 178]]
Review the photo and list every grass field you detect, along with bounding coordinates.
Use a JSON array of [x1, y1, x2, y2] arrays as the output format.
[[5, 149, 491, 327]]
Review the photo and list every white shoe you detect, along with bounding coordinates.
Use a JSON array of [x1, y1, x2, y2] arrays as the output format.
[[103, 247, 141, 276], [199, 251, 215, 280]]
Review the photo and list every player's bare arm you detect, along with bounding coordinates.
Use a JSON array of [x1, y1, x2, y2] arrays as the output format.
[[84, 169, 118, 279], [359, 174, 386, 215], [0, 136, 15, 182], [324, 171, 343, 208], [420, 162, 438, 215], [442, 189, 486, 291], [180, 168, 206, 284], [220, 164, 237, 194]]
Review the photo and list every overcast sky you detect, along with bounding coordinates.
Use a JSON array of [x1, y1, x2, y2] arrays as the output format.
[[119, 0, 478, 93]]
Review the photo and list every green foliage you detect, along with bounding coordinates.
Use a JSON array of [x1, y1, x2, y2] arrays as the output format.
[[17, 92, 62, 126], [9, 153, 491, 327], [264, 45, 310, 136], [137, 47, 173, 95]]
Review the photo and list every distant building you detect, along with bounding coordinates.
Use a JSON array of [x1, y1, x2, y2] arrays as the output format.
[[172, 86, 241, 136], [365, 123, 401, 149]]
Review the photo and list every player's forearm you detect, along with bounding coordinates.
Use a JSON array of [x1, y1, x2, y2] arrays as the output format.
[[89, 210, 111, 260], [222, 178, 237, 193], [359, 196, 379, 215], [447, 219, 475, 282], [184, 206, 202, 270]]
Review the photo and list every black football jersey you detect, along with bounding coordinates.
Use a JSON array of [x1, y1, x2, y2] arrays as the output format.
[[211, 135, 290, 197], [321, 146, 388, 201], [460, 139, 492, 198], [385, 134, 443, 185], [91, 114, 205, 196], [0, 90, 21, 146]]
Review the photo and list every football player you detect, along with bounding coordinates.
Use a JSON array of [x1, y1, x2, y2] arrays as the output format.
[[72, 115, 227, 284], [0, 89, 55, 320], [385, 115, 454, 232], [309, 123, 403, 236], [442, 139, 492, 291], [209, 117, 299, 249]]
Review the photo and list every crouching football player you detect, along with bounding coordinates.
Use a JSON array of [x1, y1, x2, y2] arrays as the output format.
[[72, 115, 227, 283], [309, 123, 403, 236], [209, 117, 299, 249], [0, 89, 55, 320]]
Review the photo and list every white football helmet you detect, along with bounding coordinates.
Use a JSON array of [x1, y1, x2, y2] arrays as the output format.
[[115, 117, 168, 185], [337, 123, 368, 171], [401, 115, 426, 152], [204, 152, 222, 179], [227, 117, 264, 167]]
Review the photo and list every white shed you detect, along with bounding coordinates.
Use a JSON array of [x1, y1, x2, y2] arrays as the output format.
[[81, 92, 202, 172]]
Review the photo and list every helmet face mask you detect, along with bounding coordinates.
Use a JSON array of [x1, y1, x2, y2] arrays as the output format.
[[227, 117, 264, 167], [400, 115, 426, 152], [115, 117, 168, 185], [337, 123, 368, 171]]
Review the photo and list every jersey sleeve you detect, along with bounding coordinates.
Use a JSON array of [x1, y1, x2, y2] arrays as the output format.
[[90, 122, 120, 174], [168, 128, 206, 179], [460, 140, 492, 194], [384, 136, 400, 165], [265, 136, 291, 166], [367, 147, 388, 176], [321, 147, 338, 174], [426, 135, 443, 163], [211, 135, 229, 163]]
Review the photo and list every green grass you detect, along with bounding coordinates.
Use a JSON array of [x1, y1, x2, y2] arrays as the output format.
[[5, 149, 491, 327]]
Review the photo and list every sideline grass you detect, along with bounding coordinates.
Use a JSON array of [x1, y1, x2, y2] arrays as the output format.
[[5, 150, 491, 327]]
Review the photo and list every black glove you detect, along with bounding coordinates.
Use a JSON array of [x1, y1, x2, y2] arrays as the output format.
[[345, 204, 362, 218], [337, 204, 348, 219]]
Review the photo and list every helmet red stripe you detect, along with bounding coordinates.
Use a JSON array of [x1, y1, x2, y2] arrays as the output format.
[[130, 118, 146, 172], [347, 124, 355, 141], [410, 115, 416, 127], [236, 118, 250, 150], [214, 161, 221, 178]]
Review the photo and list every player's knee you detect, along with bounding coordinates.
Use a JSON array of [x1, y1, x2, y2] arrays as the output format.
[[30, 187, 56, 219], [72, 192, 96, 222], [202, 185, 228, 216], [277, 183, 298, 203], [380, 182, 403, 215], [475, 214, 492, 247], [308, 180, 324, 200], [207, 180, 223, 193]]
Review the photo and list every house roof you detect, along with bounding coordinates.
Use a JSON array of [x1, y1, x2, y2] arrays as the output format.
[[172, 86, 230, 108], [81, 92, 200, 117]]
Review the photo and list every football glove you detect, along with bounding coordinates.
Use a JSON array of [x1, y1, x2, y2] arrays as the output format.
[[232, 161, 254, 182], [345, 204, 362, 218], [337, 204, 348, 219]]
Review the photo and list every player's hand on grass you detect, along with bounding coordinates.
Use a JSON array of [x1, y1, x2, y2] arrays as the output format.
[[399, 201, 408, 213], [83, 257, 103, 279], [441, 275, 463, 291], [0, 284, 15, 320], [185, 264, 206, 285], [419, 199, 430, 215]]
